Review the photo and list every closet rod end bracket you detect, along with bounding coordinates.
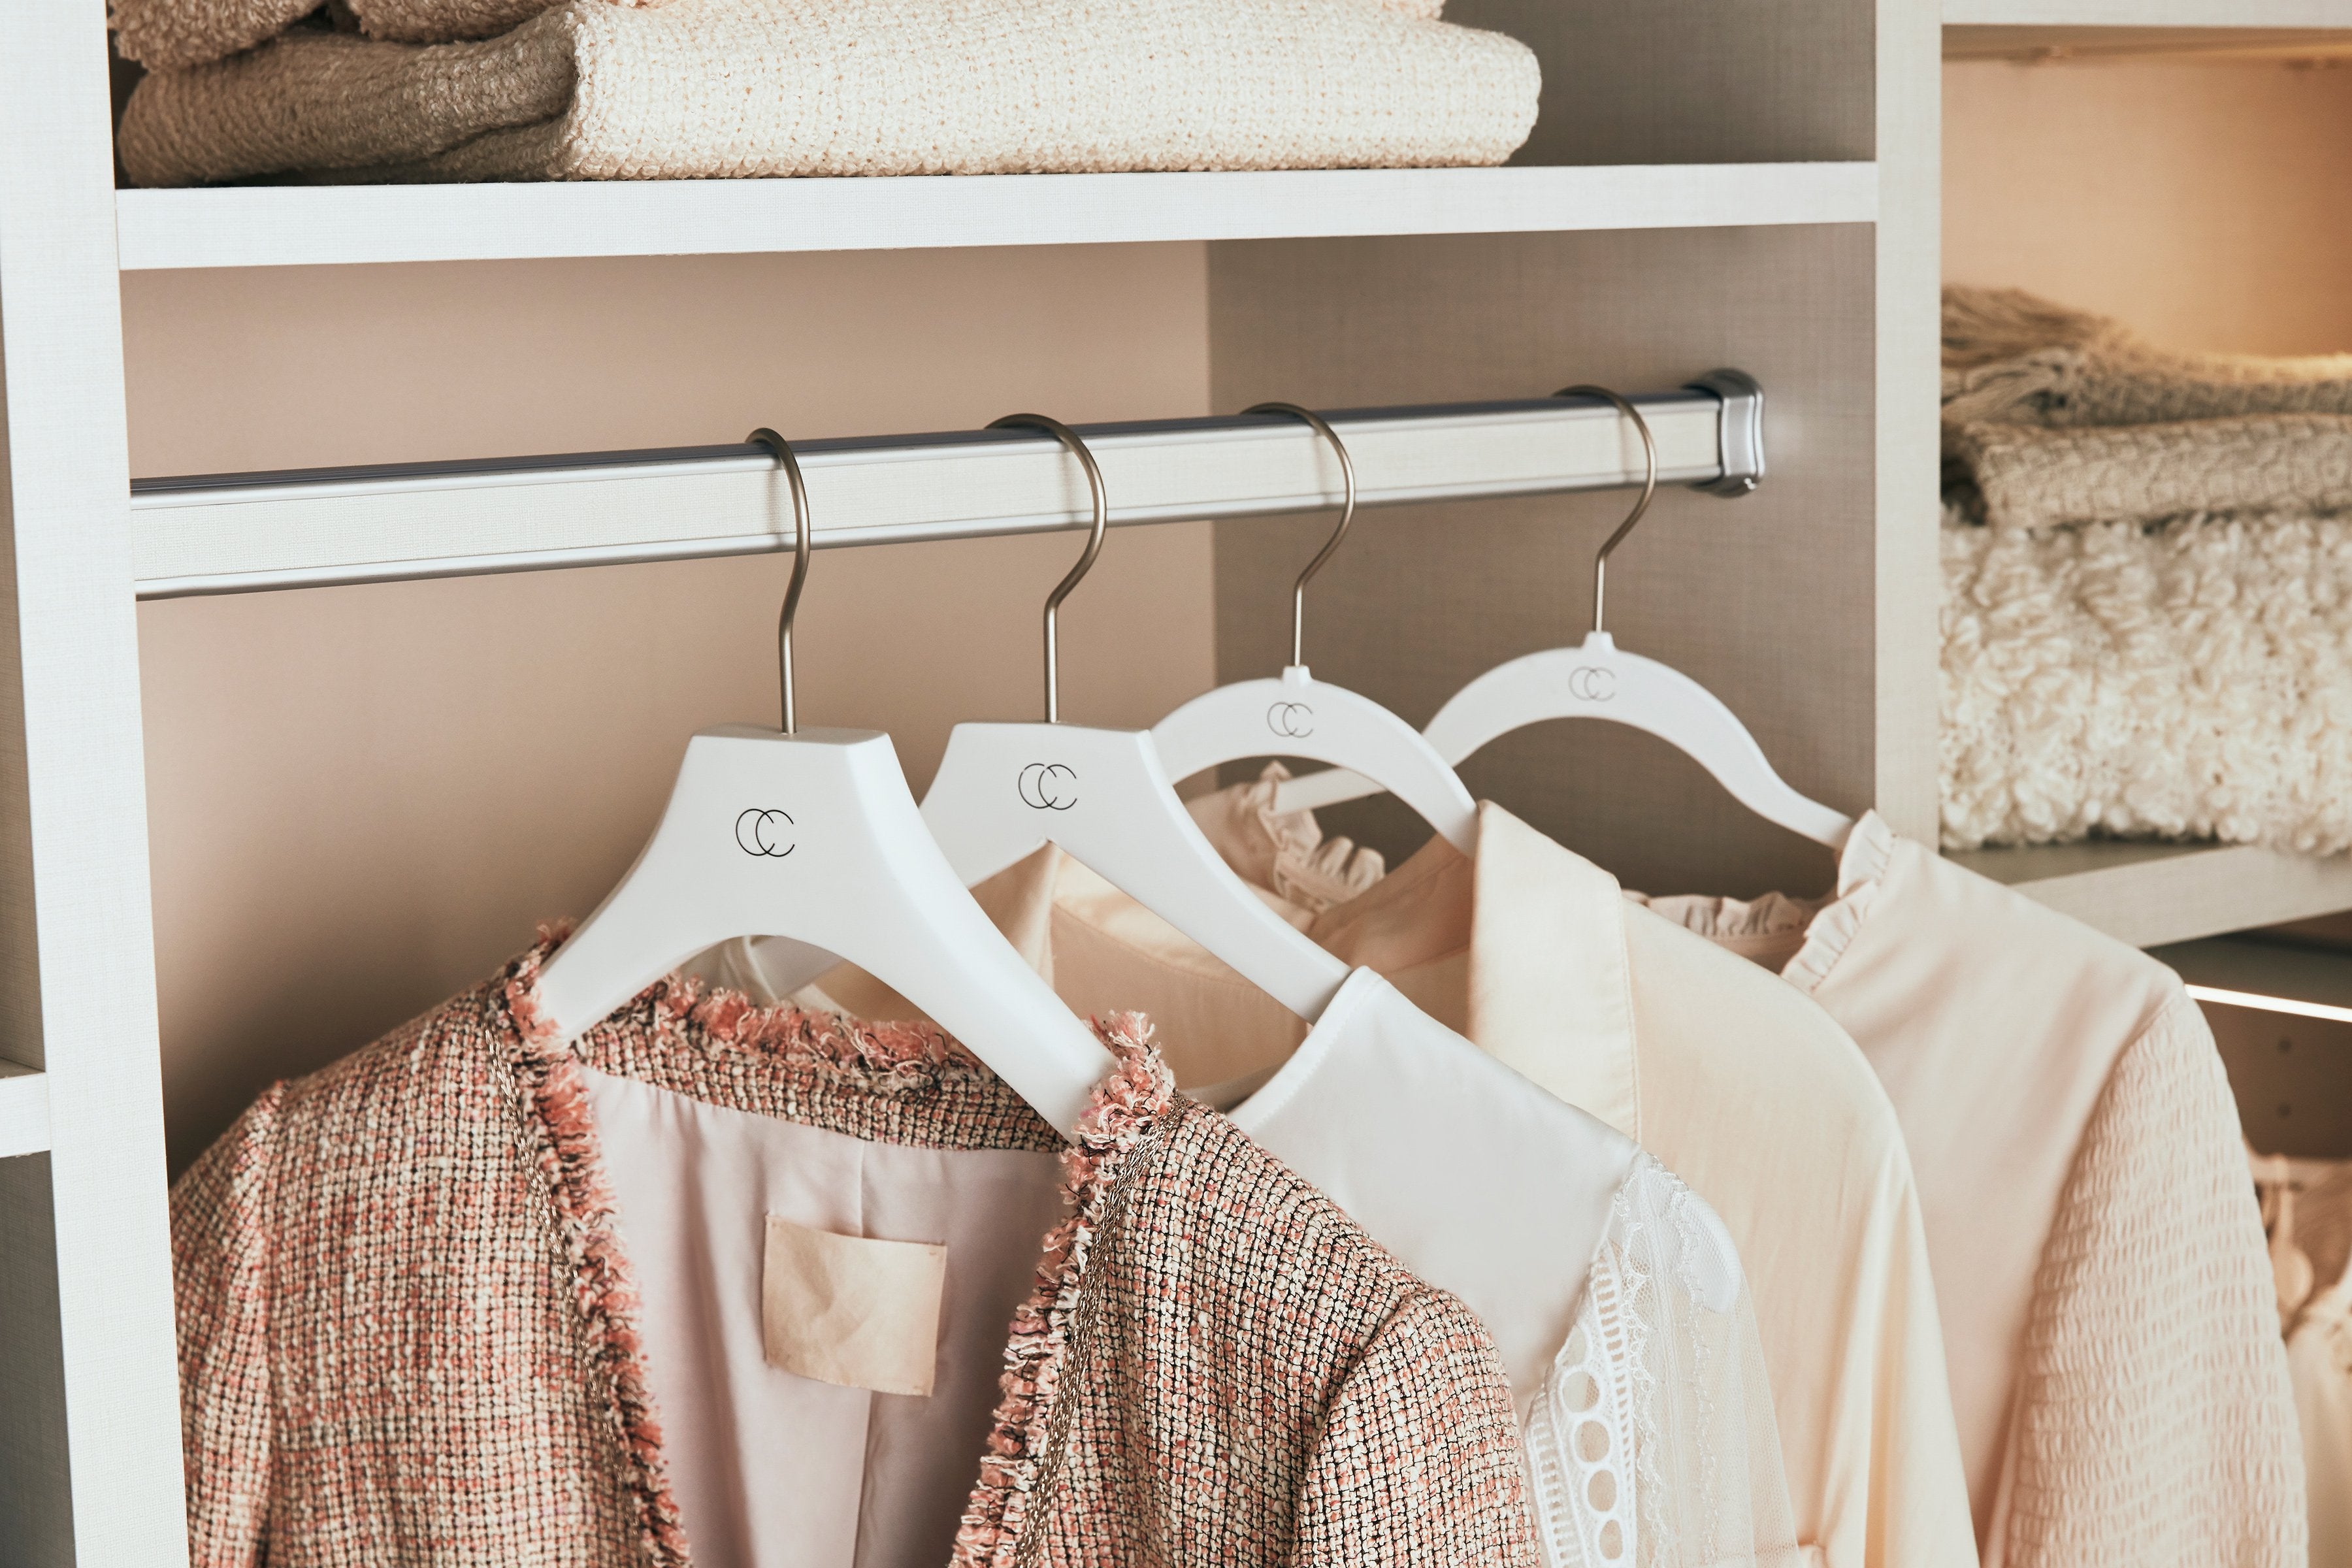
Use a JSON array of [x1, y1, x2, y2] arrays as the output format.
[[1686, 368, 1763, 498]]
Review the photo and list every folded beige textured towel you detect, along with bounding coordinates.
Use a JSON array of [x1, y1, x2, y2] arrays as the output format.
[[1942, 286, 2352, 428], [118, 0, 1529, 186], [1949, 413, 2352, 531]]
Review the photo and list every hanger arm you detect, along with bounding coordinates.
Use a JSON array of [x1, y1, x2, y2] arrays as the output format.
[[534, 727, 1113, 1135], [1418, 636, 1852, 847], [924, 721, 1351, 1020], [1269, 636, 1851, 849], [1152, 666, 1477, 853]]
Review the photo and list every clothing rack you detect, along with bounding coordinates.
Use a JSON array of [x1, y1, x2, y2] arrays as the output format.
[[129, 374, 1762, 597]]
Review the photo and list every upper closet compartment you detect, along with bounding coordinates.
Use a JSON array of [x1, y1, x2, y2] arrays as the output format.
[[1939, 5, 2352, 947], [109, 0, 1876, 268]]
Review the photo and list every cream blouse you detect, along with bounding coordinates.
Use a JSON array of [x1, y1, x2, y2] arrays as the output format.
[[712, 853, 1803, 1567], [1637, 811, 2303, 1568], [715, 780, 1966, 1568]]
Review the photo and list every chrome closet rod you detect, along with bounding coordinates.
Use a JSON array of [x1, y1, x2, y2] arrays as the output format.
[[128, 372, 1762, 599]]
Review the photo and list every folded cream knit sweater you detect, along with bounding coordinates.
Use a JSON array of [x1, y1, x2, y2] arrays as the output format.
[[1941, 501, 2352, 855], [118, 0, 1537, 186]]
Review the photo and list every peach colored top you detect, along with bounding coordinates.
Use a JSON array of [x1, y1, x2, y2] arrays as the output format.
[[720, 783, 1974, 1568], [1637, 811, 2303, 1568]]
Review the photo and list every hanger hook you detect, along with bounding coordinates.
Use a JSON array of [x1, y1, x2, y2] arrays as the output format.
[[747, 428, 812, 735], [1554, 385, 1658, 637], [990, 413, 1108, 724], [1245, 401, 1356, 669]]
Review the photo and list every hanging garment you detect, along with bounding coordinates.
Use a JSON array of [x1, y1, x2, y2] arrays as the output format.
[[2253, 1156, 2352, 1566], [723, 891, 1803, 1568], [715, 774, 1968, 1568], [171, 937, 1541, 1568], [2289, 1271, 2352, 1568], [1631, 811, 2304, 1568], [115, 0, 1541, 187]]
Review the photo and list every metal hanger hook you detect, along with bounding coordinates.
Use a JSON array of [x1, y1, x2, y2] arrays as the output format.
[[747, 428, 812, 735], [1245, 401, 1356, 669], [990, 413, 1108, 724], [1554, 385, 1658, 636]]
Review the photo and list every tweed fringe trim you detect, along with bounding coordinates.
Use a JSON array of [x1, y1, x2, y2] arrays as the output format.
[[953, 1013, 1175, 1568], [498, 933, 692, 1568]]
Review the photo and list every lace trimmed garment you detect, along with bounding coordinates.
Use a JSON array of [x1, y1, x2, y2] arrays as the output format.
[[1637, 811, 2303, 1568], [720, 848, 1807, 1568], [171, 938, 1540, 1567], [957, 774, 1968, 1568]]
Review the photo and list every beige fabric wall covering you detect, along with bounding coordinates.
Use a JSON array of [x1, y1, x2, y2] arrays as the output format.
[[116, 0, 1539, 187], [1948, 414, 2352, 532], [1944, 61, 2352, 360], [1940, 502, 2352, 855]]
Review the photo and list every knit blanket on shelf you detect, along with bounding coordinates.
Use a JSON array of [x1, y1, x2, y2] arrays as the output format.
[[1948, 413, 2352, 531], [116, 0, 1537, 186], [1942, 286, 2352, 428], [112, 0, 1452, 70], [1940, 498, 2352, 855]]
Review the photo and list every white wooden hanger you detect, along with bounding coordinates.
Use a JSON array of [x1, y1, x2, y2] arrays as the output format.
[[918, 414, 1351, 1021], [1277, 386, 1854, 849], [1149, 402, 1478, 853], [532, 429, 1114, 1135]]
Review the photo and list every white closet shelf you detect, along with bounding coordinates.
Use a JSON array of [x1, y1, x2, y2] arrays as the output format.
[[1952, 841, 2352, 949], [113, 163, 1878, 271], [1946, 2, 2352, 25], [0, 1062, 52, 1158], [1946, 6, 2352, 54]]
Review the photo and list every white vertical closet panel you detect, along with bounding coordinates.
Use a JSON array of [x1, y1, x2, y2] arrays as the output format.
[[1876, 0, 1946, 840], [0, 4, 188, 1563]]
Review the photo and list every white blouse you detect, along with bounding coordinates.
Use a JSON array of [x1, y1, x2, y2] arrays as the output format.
[[711, 877, 1802, 1567]]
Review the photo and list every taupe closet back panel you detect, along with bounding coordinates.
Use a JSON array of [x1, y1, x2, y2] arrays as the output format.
[[1207, 224, 1874, 896], [1455, 0, 1873, 166]]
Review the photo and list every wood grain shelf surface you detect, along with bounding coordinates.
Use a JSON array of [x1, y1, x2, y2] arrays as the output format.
[[115, 163, 1879, 271]]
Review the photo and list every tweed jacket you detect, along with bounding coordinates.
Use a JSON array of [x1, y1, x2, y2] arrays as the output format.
[[172, 939, 1537, 1567]]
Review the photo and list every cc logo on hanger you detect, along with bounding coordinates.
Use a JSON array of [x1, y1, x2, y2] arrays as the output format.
[[1567, 665, 1616, 702], [735, 808, 797, 858], [1266, 702, 1315, 740], [1017, 762, 1078, 811]]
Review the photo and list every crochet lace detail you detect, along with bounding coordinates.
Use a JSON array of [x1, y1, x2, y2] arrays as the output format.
[[1524, 1154, 1805, 1568]]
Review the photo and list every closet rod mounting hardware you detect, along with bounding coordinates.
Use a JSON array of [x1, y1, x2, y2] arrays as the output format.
[[1688, 368, 1763, 497], [128, 376, 1765, 599]]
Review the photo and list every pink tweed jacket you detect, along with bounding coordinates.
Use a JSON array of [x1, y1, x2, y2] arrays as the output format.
[[172, 939, 1537, 1566]]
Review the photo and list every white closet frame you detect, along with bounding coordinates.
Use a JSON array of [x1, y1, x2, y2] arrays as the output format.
[[0, 0, 1942, 1560]]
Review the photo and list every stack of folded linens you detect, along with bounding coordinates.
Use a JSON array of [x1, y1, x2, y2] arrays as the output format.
[[112, 0, 1541, 186], [1940, 286, 2352, 856]]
